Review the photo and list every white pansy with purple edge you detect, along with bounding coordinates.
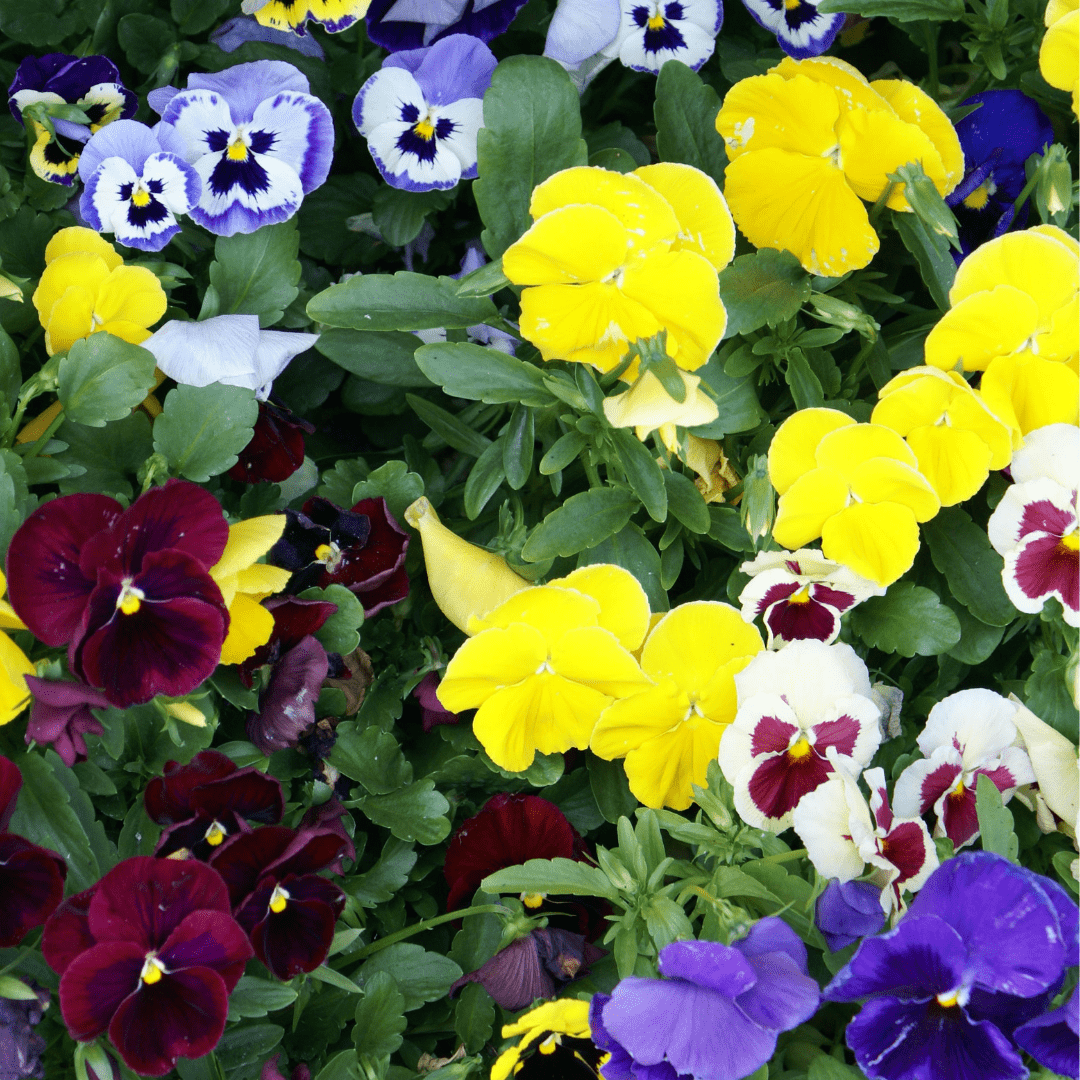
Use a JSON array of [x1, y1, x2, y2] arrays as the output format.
[[892, 688, 1036, 851], [353, 35, 497, 193], [603, 0, 723, 74], [987, 423, 1079, 628], [151, 60, 333, 237], [739, 547, 885, 649], [740, 0, 844, 59], [142, 315, 318, 399], [76, 120, 200, 252], [719, 640, 882, 832], [543, 0, 622, 91]]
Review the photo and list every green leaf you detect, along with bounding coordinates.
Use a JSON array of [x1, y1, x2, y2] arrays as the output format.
[[153, 383, 258, 482], [976, 773, 1019, 862], [455, 257, 511, 298], [407, 394, 492, 458], [309, 964, 365, 994], [227, 976, 298, 1020], [808, 1058, 864, 1080], [664, 471, 710, 534], [851, 582, 962, 657], [296, 584, 365, 655], [1025, 646, 1079, 742], [117, 14, 177, 73], [817, 0, 964, 18], [355, 780, 451, 845], [474, 55, 589, 258], [944, 599, 1006, 666], [454, 982, 495, 1055], [350, 460, 425, 526], [923, 508, 1015, 626], [316, 329, 433, 387], [464, 439, 506, 519], [502, 404, 535, 490], [207, 220, 301, 326], [692, 350, 765, 436], [331, 723, 412, 795], [610, 429, 667, 522], [653, 61, 727, 186], [483, 856, 621, 901], [371, 185, 453, 247], [414, 341, 551, 405], [215, 1023, 283, 1072], [521, 486, 638, 561], [171, 0, 231, 34], [644, 895, 694, 948], [577, 523, 668, 612], [717, 249, 811, 338], [785, 350, 825, 409], [0, 976, 40, 1001], [57, 335, 157, 427], [315, 1050, 362, 1080], [541, 430, 588, 475], [347, 836, 417, 908], [359, 944, 462, 1011], [589, 147, 637, 173], [354, 971, 407, 1058], [893, 211, 956, 311], [707, 505, 756, 551], [308, 272, 499, 331], [55, 411, 153, 501]]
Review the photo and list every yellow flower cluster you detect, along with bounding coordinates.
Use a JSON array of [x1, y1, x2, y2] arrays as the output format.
[[924, 225, 1079, 438], [715, 57, 963, 277], [32, 227, 167, 356], [1040, 0, 1079, 116], [0, 571, 33, 727]]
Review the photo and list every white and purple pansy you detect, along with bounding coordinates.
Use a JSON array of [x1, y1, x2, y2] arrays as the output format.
[[893, 689, 1037, 851], [739, 0, 844, 59], [987, 423, 1079, 628], [353, 35, 497, 193], [739, 548, 885, 648], [719, 640, 882, 832], [76, 121, 200, 252], [151, 60, 333, 237], [543, 0, 622, 92], [604, 0, 724, 74], [365, 0, 529, 51]]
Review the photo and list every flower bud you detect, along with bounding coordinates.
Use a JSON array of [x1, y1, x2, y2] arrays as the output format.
[[1035, 143, 1073, 223]]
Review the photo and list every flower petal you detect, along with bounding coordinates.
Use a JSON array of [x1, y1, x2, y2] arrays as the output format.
[[820, 501, 922, 585], [503, 204, 629, 285], [768, 407, 855, 495]]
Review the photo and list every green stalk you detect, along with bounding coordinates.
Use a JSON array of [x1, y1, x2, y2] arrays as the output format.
[[351, 903, 510, 961]]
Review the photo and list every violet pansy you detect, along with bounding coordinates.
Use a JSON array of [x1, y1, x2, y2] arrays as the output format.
[[77, 121, 201, 252], [365, 0, 528, 51], [353, 35, 497, 192], [740, 0, 844, 58], [603, 0, 724, 74], [151, 60, 333, 237]]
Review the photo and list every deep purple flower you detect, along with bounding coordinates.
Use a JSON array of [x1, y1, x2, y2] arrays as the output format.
[[269, 496, 410, 616], [365, 0, 528, 51], [228, 400, 314, 484], [815, 879, 887, 952], [0, 984, 49, 1080], [1014, 989, 1079, 1078], [23, 677, 110, 767], [414, 671, 459, 731], [45, 857, 252, 1077], [450, 927, 602, 1011], [247, 634, 329, 756], [297, 798, 356, 874], [592, 919, 820, 1080], [211, 16, 327, 58], [947, 90, 1055, 257]]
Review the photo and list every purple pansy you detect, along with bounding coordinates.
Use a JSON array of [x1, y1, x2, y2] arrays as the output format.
[[0, 984, 49, 1080], [740, 0, 844, 58], [591, 919, 820, 1080], [151, 60, 333, 236], [603, 0, 724, 75], [211, 15, 327, 57], [1014, 989, 1079, 1078], [365, 0, 528, 50], [414, 671, 459, 731], [353, 34, 497, 192], [947, 90, 1055, 258], [815, 879, 887, 952], [826, 851, 1077, 1080], [23, 677, 111, 767]]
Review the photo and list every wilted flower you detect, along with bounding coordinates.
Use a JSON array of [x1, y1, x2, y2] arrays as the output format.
[[365, 0, 529, 50], [212, 16, 326, 56], [414, 671, 458, 731], [1040, 0, 1079, 116], [741, 0, 844, 57], [1009, 695, 1080, 833], [249, 635, 329, 756], [602, 368, 719, 442], [0, 984, 49, 1080], [23, 677, 110, 767], [228, 400, 314, 485], [491, 999, 601, 1080], [815, 879, 886, 952], [602, 0, 724, 74]]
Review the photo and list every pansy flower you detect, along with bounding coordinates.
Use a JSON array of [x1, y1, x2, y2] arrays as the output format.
[[353, 35, 497, 192], [893, 689, 1037, 850], [414, 671, 459, 731], [151, 60, 333, 237], [249, 0, 371, 35], [543, 0, 622, 91], [1010, 695, 1080, 834], [1014, 990, 1080, 1077], [815, 879, 887, 952], [987, 423, 1079, 627], [23, 677, 110, 767], [365, 0, 529, 50], [491, 999, 601, 1080], [1040, 0, 1079, 116], [719, 640, 882, 832], [44, 857, 252, 1077], [602, 0, 724, 74], [741, 0, 844, 58], [947, 90, 1054, 257], [212, 15, 327, 57], [738, 547, 884, 648], [77, 120, 201, 252], [7, 53, 136, 185], [228, 400, 314, 485], [0, 572, 32, 728]]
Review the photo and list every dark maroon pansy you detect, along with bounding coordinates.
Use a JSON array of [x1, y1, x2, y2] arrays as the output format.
[[414, 671, 459, 732], [23, 676, 111, 767], [237, 872, 345, 980], [0, 754, 20, 831], [247, 635, 330, 756], [239, 595, 338, 686], [47, 857, 252, 1078], [42, 887, 96, 974], [228, 400, 314, 485], [297, 798, 356, 874]]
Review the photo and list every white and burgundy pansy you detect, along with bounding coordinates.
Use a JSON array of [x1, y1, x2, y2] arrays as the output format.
[[719, 640, 882, 832], [987, 423, 1079, 628], [793, 761, 938, 916], [893, 688, 1036, 851], [739, 548, 885, 649]]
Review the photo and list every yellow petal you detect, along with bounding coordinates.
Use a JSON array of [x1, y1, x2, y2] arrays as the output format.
[[820, 501, 921, 585], [768, 406, 855, 494], [1040, 8, 1080, 110], [924, 285, 1039, 372], [634, 162, 737, 272], [43, 287, 96, 356], [724, 149, 879, 277], [870, 79, 964, 193], [590, 681, 683, 759], [871, 371, 954, 433], [696, 654, 754, 725], [235, 563, 292, 599], [33, 252, 110, 327], [503, 204, 630, 286], [946, 391, 1013, 471], [1029, 223, 1080, 257], [904, 425, 992, 507], [211, 516, 286, 580], [0, 631, 33, 726], [549, 564, 652, 653], [771, 56, 890, 116], [981, 351, 1080, 436], [438, 624, 548, 712], [219, 592, 276, 666], [1045, 0, 1076, 26], [773, 466, 851, 548], [0, 571, 25, 631], [215, 570, 239, 609], [552, 626, 650, 698], [815, 422, 917, 476], [94, 265, 167, 330], [849, 457, 940, 521], [1037, 292, 1079, 364], [469, 585, 600, 644], [603, 370, 718, 433], [44, 226, 121, 269], [623, 713, 730, 810]]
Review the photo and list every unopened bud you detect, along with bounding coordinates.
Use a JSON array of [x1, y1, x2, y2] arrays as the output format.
[[1034, 144, 1073, 224], [740, 455, 775, 543]]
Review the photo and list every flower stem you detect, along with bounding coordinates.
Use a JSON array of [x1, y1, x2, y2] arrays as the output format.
[[351, 903, 510, 961], [759, 848, 807, 864]]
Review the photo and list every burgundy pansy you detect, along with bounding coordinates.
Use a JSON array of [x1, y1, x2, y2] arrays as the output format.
[[145, 750, 284, 860], [23, 677, 110, 767], [0, 755, 67, 947], [268, 496, 409, 616], [5, 480, 230, 707], [719, 641, 882, 832], [228, 400, 314, 485], [893, 689, 1036, 850], [414, 671, 458, 732], [45, 857, 252, 1077]]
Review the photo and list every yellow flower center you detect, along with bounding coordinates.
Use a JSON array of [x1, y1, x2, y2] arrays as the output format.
[[227, 136, 249, 161], [204, 821, 227, 847], [962, 179, 996, 210], [788, 737, 813, 760], [647, 13, 666, 28], [315, 541, 343, 572], [521, 892, 545, 909], [131, 186, 151, 208], [1061, 531, 1079, 552], [140, 956, 166, 985], [936, 987, 963, 1007], [785, 0, 802, 8], [789, 585, 812, 605], [116, 578, 145, 615], [413, 117, 436, 141], [269, 884, 290, 914], [538, 1034, 561, 1056]]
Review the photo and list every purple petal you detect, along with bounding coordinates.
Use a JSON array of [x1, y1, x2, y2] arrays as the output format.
[[247, 636, 329, 755], [58, 940, 143, 1041], [248, 92, 333, 193], [366, 0, 529, 49], [77, 119, 160, 180], [211, 16, 327, 58], [657, 939, 757, 997], [0, 756, 20, 831], [158, 910, 253, 992], [735, 950, 820, 1032], [24, 676, 110, 767], [544, 0, 621, 66], [186, 60, 311, 124], [385, 34, 498, 104], [0, 835, 67, 946], [42, 888, 97, 975], [244, 874, 344, 980], [816, 880, 886, 952], [1013, 989, 1080, 1078]]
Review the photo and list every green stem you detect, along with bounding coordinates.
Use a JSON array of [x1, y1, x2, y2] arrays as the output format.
[[351, 903, 510, 961], [18, 407, 65, 461], [759, 848, 808, 864]]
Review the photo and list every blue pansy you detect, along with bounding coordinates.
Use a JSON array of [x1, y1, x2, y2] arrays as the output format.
[[353, 35, 497, 192], [604, 0, 724, 75], [365, 0, 528, 51], [740, 0, 844, 58], [150, 60, 334, 237]]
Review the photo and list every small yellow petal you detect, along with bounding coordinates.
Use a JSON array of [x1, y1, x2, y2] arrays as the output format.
[[552, 626, 650, 698], [871, 372, 954, 433], [771, 55, 889, 115], [438, 624, 548, 712], [981, 351, 1080, 436], [603, 370, 718, 434], [548, 564, 652, 653], [623, 713, 730, 810], [946, 392, 1013, 471], [590, 682, 683, 760], [870, 79, 964, 193], [469, 584, 601, 642], [1038, 293, 1079, 364], [33, 252, 110, 327], [924, 285, 1039, 372], [44, 227, 122, 269], [1040, 8, 1079, 113], [211, 516, 287, 580], [94, 265, 167, 330], [815, 423, 917, 476], [219, 593, 276, 665], [0, 632, 33, 726], [820, 501, 921, 585], [503, 204, 629, 286], [42, 287, 96, 356], [848, 457, 940, 521], [768, 406, 855, 494], [773, 466, 851, 548], [904, 425, 992, 507]]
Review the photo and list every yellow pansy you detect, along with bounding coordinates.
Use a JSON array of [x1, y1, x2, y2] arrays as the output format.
[[716, 58, 963, 277], [254, 0, 370, 33], [209, 516, 292, 665], [32, 227, 167, 355], [602, 368, 719, 441], [438, 567, 651, 772], [0, 571, 32, 726], [768, 408, 940, 585], [590, 601, 764, 811], [503, 163, 733, 373], [1040, 0, 1079, 116], [491, 1000, 592, 1080], [871, 367, 1013, 506]]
